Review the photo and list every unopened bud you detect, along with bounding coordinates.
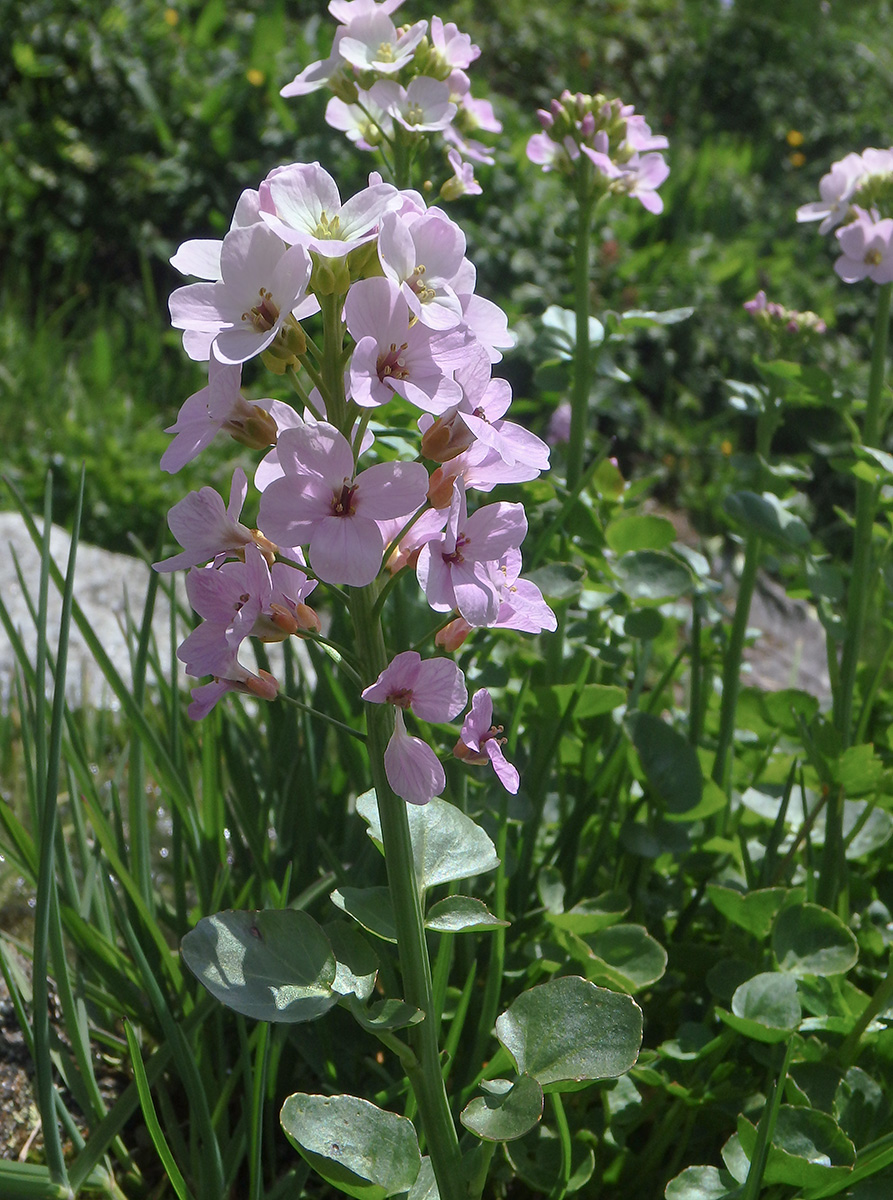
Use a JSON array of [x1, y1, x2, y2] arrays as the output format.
[[420, 408, 476, 463], [348, 238, 384, 282], [227, 403, 278, 451], [310, 251, 351, 297], [436, 617, 472, 652], [250, 530, 278, 566], [243, 668, 279, 702], [427, 465, 459, 508], [294, 603, 322, 634]]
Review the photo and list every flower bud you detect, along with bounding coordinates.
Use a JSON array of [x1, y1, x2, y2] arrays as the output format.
[[348, 238, 384, 282], [427, 465, 460, 508], [436, 617, 472, 651], [242, 668, 279, 702], [328, 69, 358, 106], [250, 530, 278, 567], [226, 402, 278, 451], [294, 603, 322, 634], [420, 407, 476, 462]]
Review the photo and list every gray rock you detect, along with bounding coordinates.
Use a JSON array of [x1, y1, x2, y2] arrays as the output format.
[[0, 512, 184, 709]]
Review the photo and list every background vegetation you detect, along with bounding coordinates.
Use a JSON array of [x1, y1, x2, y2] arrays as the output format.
[[2, 0, 891, 550], [4, 3, 893, 1199]]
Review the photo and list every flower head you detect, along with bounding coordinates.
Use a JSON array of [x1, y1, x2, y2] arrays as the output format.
[[362, 651, 467, 803], [834, 211, 893, 284], [454, 689, 519, 793]]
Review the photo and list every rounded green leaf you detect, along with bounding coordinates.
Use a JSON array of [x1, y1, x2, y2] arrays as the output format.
[[347, 997, 423, 1034], [357, 792, 499, 893], [331, 887, 397, 944], [583, 924, 668, 992], [606, 514, 677, 554], [425, 896, 509, 933], [723, 491, 810, 549], [180, 910, 336, 1023], [525, 563, 587, 600], [324, 922, 379, 1001], [495, 976, 643, 1089], [460, 1074, 544, 1142], [626, 710, 703, 815], [737, 1106, 855, 1187], [613, 550, 693, 601], [731, 972, 801, 1030], [707, 886, 803, 941], [280, 1093, 421, 1199], [664, 1165, 743, 1199], [545, 891, 630, 934], [624, 608, 664, 640], [772, 903, 859, 977]]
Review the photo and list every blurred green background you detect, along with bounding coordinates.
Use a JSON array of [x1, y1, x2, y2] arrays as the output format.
[[2, 0, 890, 550]]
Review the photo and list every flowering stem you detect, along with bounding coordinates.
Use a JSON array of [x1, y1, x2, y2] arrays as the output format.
[[319, 293, 348, 429], [349, 585, 464, 1200], [567, 165, 596, 493], [834, 281, 892, 746], [711, 400, 778, 798]]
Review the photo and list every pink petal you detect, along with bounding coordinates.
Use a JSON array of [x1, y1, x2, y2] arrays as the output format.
[[411, 658, 467, 722], [309, 515, 384, 586], [384, 711, 445, 804]]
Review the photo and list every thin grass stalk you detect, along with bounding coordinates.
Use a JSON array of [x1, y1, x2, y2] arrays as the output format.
[[32, 470, 84, 1188], [834, 281, 892, 745], [124, 1023, 195, 1200]]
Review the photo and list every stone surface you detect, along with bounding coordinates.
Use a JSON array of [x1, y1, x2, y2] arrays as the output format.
[[0, 512, 184, 709]]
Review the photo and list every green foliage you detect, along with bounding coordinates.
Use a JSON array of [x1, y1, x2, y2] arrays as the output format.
[[5, 2, 893, 1199]]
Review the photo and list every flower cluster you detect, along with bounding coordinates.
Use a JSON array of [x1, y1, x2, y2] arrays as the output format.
[[158, 159, 555, 799], [743, 290, 827, 337], [526, 90, 669, 213], [280, 0, 500, 199], [797, 147, 893, 284]]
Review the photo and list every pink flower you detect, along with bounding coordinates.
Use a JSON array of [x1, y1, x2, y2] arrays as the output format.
[[168, 223, 313, 364], [362, 650, 467, 803], [796, 152, 869, 233], [338, 12, 427, 75], [369, 78, 457, 133], [161, 351, 281, 473], [258, 420, 429, 586], [261, 162, 398, 259], [345, 277, 467, 412], [454, 689, 519, 793], [154, 469, 275, 573], [377, 209, 466, 330], [416, 479, 527, 626], [834, 211, 893, 284], [441, 149, 481, 200], [429, 17, 479, 70]]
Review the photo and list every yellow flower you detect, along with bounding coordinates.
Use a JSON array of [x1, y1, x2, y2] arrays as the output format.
[[789, 151, 806, 169], [720, 439, 733, 457], [246, 68, 265, 87], [786, 129, 804, 147], [163, 7, 178, 26]]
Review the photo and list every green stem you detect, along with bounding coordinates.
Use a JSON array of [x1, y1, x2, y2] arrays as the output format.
[[835, 281, 892, 746], [566, 166, 595, 494], [839, 948, 893, 1068], [741, 1038, 796, 1200], [349, 586, 464, 1200], [319, 294, 348, 431], [549, 1093, 573, 1200], [712, 534, 761, 799], [712, 398, 777, 799]]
